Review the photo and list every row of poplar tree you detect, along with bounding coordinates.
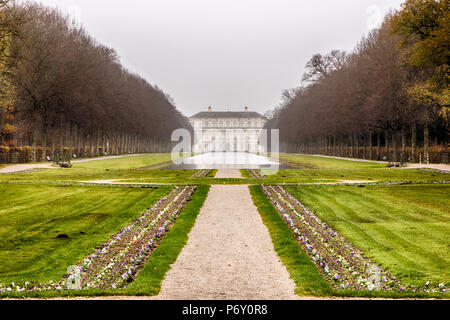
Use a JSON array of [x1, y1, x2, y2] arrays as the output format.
[[265, 0, 449, 163], [0, 1, 191, 163]]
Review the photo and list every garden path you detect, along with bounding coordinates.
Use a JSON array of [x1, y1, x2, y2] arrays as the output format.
[[214, 169, 243, 179], [151, 183, 299, 299], [307, 154, 450, 171]]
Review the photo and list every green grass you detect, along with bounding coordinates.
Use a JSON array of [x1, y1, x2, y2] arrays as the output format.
[[280, 153, 386, 169], [125, 185, 210, 295], [240, 169, 251, 178], [0, 183, 171, 285], [262, 168, 449, 184], [1, 152, 449, 299], [249, 185, 333, 296], [207, 169, 218, 177], [0, 184, 209, 298], [72, 154, 171, 170], [2, 165, 447, 186], [251, 184, 450, 299], [285, 184, 450, 287]]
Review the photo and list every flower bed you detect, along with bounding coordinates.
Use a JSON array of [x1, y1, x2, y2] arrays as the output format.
[[0, 186, 197, 293], [261, 185, 448, 293], [248, 169, 265, 179], [191, 170, 211, 178]]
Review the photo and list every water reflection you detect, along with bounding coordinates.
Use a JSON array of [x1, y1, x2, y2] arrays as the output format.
[[166, 152, 286, 170]]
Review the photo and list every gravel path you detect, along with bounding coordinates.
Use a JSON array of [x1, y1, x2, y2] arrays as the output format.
[[214, 169, 243, 178], [150, 184, 299, 300], [0, 163, 54, 174], [305, 154, 450, 171], [402, 163, 450, 171]]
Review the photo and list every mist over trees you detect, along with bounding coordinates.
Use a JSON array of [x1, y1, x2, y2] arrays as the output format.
[[0, 1, 191, 163], [266, 0, 449, 163]]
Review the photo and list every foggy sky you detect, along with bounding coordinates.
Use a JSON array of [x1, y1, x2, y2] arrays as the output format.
[[34, 0, 405, 117]]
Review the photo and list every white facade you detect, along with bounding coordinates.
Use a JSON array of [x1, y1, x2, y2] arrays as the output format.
[[189, 107, 267, 153]]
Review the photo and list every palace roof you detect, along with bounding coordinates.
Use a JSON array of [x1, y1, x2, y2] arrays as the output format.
[[190, 111, 266, 119]]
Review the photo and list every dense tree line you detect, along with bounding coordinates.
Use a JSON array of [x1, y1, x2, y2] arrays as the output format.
[[266, 0, 449, 163], [0, 1, 191, 163]]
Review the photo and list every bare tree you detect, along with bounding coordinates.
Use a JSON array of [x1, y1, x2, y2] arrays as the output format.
[[2, 2, 191, 161]]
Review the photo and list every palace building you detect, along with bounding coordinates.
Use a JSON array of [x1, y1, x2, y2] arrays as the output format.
[[189, 107, 267, 153]]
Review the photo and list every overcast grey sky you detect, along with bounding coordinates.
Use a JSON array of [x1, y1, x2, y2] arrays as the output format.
[[34, 0, 405, 117]]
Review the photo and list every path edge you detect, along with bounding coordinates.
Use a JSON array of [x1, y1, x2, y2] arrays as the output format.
[[124, 185, 211, 296], [248, 185, 333, 297]]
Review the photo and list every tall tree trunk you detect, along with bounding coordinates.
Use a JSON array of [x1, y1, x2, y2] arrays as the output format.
[[41, 127, 48, 162], [119, 132, 123, 154], [102, 131, 106, 156], [73, 123, 78, 158], [110, 133, 114, 155], [90, 133, 94, 157], [96, 129, 100, 157], [350, 134, 354, 158], [363, 135, 367, 159], [105, 132, 109, 155], [333, 135, 336, 156], [401, 126, 406, 163], [51, 127, 56, 161], [59, 121, 64, 156], [393, 131, 398, 162], [115, 132, 119, 155], [31, 128, 37, 162], [401, 127, 406, 153], [356, 134, 360, 158], [424, 124, 429, 163], [68, 122, 73, 160], [83, 132, 87, 158], [411, 123, 417, 162], [385, 130, 390, 162], [138, 134, 142, 153], [328, 136, 331, 155], [376, 133, 381, 160]]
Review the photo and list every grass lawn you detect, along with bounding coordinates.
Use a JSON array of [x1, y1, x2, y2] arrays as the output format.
[[285, 184, 450, 287], [247, 168, 449, 185], [0, 153, 449, 298], [72, 154, 171, 170], [280, 153, 386, 169], [0, 151, 448, 185], [125, 185, 210, 295], [207, 169, 217, 177], [249, 185, 333, 297], [5, 167, 445, 186], [0, 183, 171, 285]]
